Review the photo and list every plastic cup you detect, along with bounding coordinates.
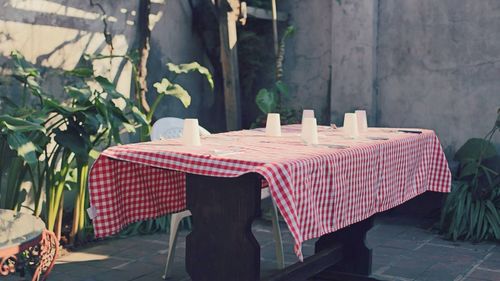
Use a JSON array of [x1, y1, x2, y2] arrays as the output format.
[[355, 110, 368, 132], [302, 109, 315, 121], [301, 117, 318, 145], [265, 113, 282, 137], [343, 113, 359, 138], [182, 118, 201, 146]]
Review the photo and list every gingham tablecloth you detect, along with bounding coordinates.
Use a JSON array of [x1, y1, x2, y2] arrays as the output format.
[[88, 125, 451, 260]]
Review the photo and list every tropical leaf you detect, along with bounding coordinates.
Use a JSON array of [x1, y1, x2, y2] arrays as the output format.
[[459, 161, 479, 179], [65, 86, 92, 103], [66, 67, 93, 78], [131, 106, 148, 126], [95, 76, 125, 99], [153, 79, 191, 108], [0, 115, 45, 133], [454, 138, 497, 163], [256, 88, 277, 114], [6, 133, 40, 166], [167, 62, 214, 90], [81, 112, 101, 135], [45, 101, 90, 118], [54, 127, 90, 162]]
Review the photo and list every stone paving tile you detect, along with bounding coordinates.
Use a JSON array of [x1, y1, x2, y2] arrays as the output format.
[[429, 237, 498, 253], [416, 262, 474, 281], [466, 268, 500, 280], [5, 215, 496, 281]]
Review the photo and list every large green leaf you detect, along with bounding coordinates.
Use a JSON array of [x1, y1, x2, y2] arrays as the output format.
[[454, 138, 497, 163], [54, 127, 90, 162], [167, 62, 214, 90], [65, 67, 93, 78], [153, 79, 191, 108], [256, 88, 277, 114], [0, 115, 45, 133], [131, 106, 148, 126], [81, 112, 101, 135], [65, 86, 91, 103], [43, 98, 91, 116], [6, 132, 39, 166], [95, 76, 125, 99], [11, 51, 40, 80], [459, 161, 479, 179]]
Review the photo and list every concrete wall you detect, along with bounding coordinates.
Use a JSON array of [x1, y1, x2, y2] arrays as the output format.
[[377, 0, 500, 152], [282, 0, 332, 125], [283, 0, 499, 154], [330, 0, 378, 126]]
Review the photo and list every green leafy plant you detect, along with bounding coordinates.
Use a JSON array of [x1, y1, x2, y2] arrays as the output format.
[[152, 62, 214, 121], [88, 53, 213, 141], [0, 51, 147, 244], [440, 109, 500, 241]]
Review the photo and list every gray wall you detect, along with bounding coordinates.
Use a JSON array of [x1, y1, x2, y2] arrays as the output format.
[[283, 0, 332, 124], [377, 0, 500, 152], [283, 0, 499, 154]]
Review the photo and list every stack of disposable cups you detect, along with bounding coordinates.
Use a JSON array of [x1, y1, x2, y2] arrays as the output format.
[[265, 113, 282, 137], [301, 117, 318, 145], [182, 118, 201, 146], [343, 113, 359, 138], [355, 110, 368, 133]]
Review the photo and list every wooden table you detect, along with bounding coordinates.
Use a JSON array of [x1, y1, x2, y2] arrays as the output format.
[[0, 209, 58, 281], [88, 126, 451, 281]]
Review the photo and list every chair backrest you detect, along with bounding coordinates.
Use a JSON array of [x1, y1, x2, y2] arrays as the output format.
[[151, 117, 211, 141]]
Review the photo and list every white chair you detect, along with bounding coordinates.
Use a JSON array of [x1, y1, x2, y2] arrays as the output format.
[[151, 117, 285, 279]]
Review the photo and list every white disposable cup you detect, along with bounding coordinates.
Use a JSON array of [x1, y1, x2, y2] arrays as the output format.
[[182, 118, 201, 146], [265, 113, 281, 137], [343, 113, 359, 138], [355, 110, 368, 132], [301, 117, 318, 145], [302, 109, 315, 121]]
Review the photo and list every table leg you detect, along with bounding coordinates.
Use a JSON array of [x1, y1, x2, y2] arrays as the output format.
[[314, 217, 375, 281], [185, 173, 261, 281]]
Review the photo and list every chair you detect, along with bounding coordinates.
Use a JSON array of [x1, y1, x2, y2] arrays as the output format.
[[151, 117, 285, 279]]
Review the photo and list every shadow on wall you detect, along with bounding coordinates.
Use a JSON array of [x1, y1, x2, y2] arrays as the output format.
[[0, 0, 158, 100]]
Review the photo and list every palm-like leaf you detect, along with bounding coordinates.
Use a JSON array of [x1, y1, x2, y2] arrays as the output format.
[[153, 78, 191, 108], [167, 62, 214, 90]]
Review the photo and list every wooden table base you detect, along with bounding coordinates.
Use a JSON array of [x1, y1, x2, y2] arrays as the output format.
[[185, 173, 378, 281], [186, 173, 261, 281]]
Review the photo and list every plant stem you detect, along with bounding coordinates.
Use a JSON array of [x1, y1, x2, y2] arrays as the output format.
[[147, 95, 164, 122], [70, 160, 88, 244], [54, 193, 64, 241], [47, 150, 71, 231]]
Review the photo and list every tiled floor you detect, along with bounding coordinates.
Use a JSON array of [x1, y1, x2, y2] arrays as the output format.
[[5, 214, 499, 281]]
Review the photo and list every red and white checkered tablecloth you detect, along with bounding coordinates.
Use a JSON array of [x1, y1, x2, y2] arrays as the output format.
[[88, 125, 451, 260]]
